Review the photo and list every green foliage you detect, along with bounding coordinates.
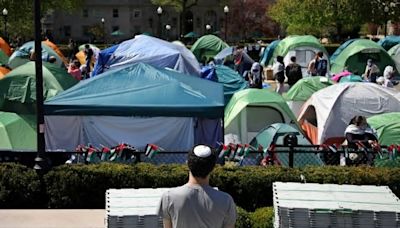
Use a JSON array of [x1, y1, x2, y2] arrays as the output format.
[[250, 207, 274, 228], [0, 163, 41, 208], [236, 207, 252, 228], [0, 0, 83, 39], [269, 0, 373, 39]]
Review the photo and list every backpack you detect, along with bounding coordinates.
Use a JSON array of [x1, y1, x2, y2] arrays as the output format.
[[316, 59, 328, 76], [286, 63, 302, 86]]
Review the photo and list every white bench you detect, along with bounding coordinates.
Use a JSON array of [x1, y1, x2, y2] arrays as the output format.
[[105, 188, 170, 228]]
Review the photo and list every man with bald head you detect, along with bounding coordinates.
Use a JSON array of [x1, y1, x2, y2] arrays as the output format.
[[158, 145, 237, 228]]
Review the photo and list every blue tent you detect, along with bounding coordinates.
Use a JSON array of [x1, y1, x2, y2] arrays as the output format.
[[8, 41, 64, 69], [44, 63, 224, 151], [377, 35, 400, 51], [92, 45, 118, 76], [260, 40, 280, 66], [92, 35, 200, 77]]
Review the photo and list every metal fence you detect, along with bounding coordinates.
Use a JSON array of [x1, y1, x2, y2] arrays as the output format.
[[0, 144, 393, 168]]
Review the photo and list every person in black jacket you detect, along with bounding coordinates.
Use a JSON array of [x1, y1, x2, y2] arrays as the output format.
[[285, 56, 302, 87]]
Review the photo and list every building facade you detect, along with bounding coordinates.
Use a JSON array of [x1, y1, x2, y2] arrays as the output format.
[[44, 0, 233, 42]]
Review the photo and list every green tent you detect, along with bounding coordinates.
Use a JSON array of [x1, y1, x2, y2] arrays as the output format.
[[0, 49, 9, 65], [0, 112, 36, 150], [184, 31, 199, 38], [0, 62, 78, 113], [249, 123, 324, 167], [8, 41, 64, 69], [224, 89, 298, 143], [190, 35, 228, 62], [338, 75, 363, 83], [330, 39, 395, 75], [268, 35, 328, 67], [111, 30, 125, 36], [367, 112, 400, 145], [285, 77, 333, 102], [388, 43, 400, 73]]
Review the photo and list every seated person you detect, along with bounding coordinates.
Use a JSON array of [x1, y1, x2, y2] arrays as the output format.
[[345, 115, 378, 149]]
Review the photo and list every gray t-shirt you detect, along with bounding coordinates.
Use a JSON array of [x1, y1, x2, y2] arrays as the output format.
[[158, 184, 237, 228]]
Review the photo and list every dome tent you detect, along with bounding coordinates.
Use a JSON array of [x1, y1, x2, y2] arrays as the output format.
[[298, 83, 400, 145], [367, 112, 400, 146], [190, 35, 229, 63]]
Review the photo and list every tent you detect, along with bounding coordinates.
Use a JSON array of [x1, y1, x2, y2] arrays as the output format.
[[43, 39, 68, 64], [377, 35, 400, 51], [367, 112, 400, 145], [0, 50, 9, 65], [8, 41, 65, 69], [111, 30, 125, 36], [285, 77, 333, 117], [184, 32, 199, 38], [267, 35, 329, 75], [0, 37, 11, 56], [190, 35, 229, 62], [172, 40, 186, 47], [260, 40, 280, 67], [44, 63, 224, 151], [215, 65, 248, 103], [224, 89, 298, 143], [330, 39, 395, 75], [388, 43, 400, 73], [92, 35, 200, 76], [249, 123, 324, 167], [298, 83, 400, 145], [0, 66, 10, 79], [0, 62, 78, 113], [0, 112, 36, 150], [338, 75, 363, 83]]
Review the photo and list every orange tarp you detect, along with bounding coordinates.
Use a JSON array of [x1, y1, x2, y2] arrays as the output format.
[[0, 67, 10, 79], [75, 50, 95, 70], [0, 37, 12, 56], [301, 120, 318, 145], [43, 39, 68, 64]]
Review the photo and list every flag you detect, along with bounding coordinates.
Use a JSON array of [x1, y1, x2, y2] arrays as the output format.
[[218, 144, 231, 158], [145, 144, 164, 159]]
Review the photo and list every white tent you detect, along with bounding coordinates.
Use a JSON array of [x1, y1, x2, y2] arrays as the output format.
[[298, 83, 400, 145]]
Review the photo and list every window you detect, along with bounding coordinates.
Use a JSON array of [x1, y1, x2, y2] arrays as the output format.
[[63, 26, 71, 37], [112, 26, 119, 32], [113, 8, 119, 18], [82, 9, 88, 18], [133, 10, 141, 19]]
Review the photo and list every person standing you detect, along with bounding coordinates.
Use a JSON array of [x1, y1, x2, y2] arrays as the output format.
[[307, 53, 319, 76], [285, 56, 302, 87], [84, 44, 94, 79], [315, 52, 328, 76], [273, 55, 285, 94], [158, 145, 237, 228], [248, 62, 263, 89]]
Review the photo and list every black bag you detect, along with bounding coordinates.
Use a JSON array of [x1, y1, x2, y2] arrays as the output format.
[[316, 59, 328, 76]]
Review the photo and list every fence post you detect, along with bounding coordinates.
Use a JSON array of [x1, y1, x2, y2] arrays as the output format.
[[284, 133, 298, 168], [289, 146, 294, 168]]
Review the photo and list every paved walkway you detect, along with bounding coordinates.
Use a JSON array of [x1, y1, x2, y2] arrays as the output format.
[[0, 210, 105, 228]]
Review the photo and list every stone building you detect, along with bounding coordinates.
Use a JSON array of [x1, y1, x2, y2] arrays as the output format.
[[43, 0, 234, 42]]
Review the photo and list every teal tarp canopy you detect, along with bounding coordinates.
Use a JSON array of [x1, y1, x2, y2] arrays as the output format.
[[249, 123, 324, 167], [184, 32, 199, 38], [330, 39, 395, 75], [45, 63, 224, 118], [214, 65, 248, 103], [338, 75, 363, 83], [377, 36, 400, 50], [191, 35, 228, 62], [285, 76, 333, 102]]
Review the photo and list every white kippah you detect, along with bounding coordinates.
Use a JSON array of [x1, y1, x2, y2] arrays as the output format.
[[193, 145, 212, 158]]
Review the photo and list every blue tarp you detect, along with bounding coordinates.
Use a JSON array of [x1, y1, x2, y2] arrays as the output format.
[[91, 35, 201, 77], [45, 63, 224, 118], [377, 35, 400, 51], [260, 40, 280, 66], [92, 45, 119, 76]]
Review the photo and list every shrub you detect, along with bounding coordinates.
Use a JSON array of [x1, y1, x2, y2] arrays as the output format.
[[236, 207, 252, 228], [250, 207, 274, 228], [0, 163, 41, 208]]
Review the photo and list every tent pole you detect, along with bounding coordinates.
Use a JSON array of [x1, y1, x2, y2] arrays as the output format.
[[33, 0, 47, 172]]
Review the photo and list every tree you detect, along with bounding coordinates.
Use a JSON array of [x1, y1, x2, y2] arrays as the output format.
[[269, 0, 371, 41], [151, 0, 198, 38], [0, 0, 83, 41], [228, 0, 278, 41]]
